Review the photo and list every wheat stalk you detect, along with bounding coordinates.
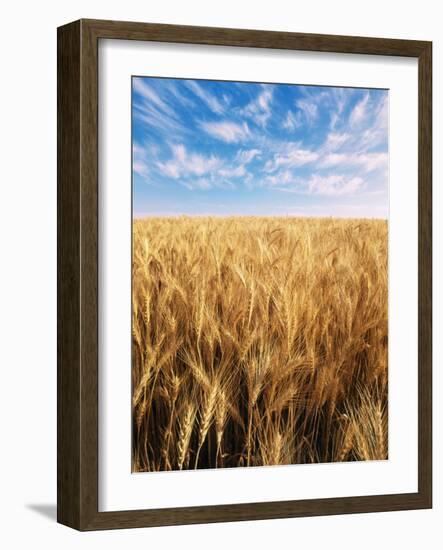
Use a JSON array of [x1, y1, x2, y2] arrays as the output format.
[[131, 216, 388, 471]]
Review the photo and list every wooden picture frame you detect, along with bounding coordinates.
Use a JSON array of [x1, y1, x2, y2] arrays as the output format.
[[57, 18, 432, 530]]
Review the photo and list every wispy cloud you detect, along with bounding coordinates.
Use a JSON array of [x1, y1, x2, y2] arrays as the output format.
[[218, 165, 247, 178], [133, 79, 188, 136], [132, 143, 150, 178], [185, 80, 225, 114], [157, 144, 221, 180], [295, 98, 318, 124], [320, 152, 388, 172], [307, 174, 364, 195], [264, 144, 319, 172], [222, 94, 232, 106], [282, 110, 302, 131], [236, 149, 261, 164], [199, 120, 251, 143], [349, 92, 369, 126], [357, 95, 389, 151], [241, 85, 273, 128], [265, 170, 298, 187], [271, 174, 364, 196], [323, 132, 350, 152], [328, 88, 346, 130], [166, 81, 196, 109], [133, 78, 176, 117]]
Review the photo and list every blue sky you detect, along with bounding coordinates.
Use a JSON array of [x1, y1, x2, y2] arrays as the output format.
[[132, 77, 388, 218]]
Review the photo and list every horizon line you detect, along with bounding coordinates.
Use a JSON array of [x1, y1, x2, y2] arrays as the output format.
[[133, 213, 388, 221]]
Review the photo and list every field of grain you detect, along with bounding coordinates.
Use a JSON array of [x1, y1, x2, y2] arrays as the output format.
[[132, 216, 388, 472]]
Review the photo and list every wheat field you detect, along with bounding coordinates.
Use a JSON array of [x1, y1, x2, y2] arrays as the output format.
[[132, 216, 388, 472]]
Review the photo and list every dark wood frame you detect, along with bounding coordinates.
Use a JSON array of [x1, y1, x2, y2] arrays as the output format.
[[57, 18, 432, 531]]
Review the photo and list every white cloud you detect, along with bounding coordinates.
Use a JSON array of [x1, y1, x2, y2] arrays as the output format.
[[132, 142, 155, 178], [188, 154, 220, 176], [357, 152, 388, 172], [265, 145, 319, 172], [133, 95, 186, 135], [292, 86, 349, 129], [265, 172, 364, 196], [218, 165, 247, 178], [328, 88, 350, 130], [185, 81, 225, 114], [157, 144, 221, 180], [329, 112, 339, 131], [308, 174, 364, 196], [349, 92, 369, 126], [324, 132, 350, 152], [235, 149, 261, 164], [282, 110, 302, 131], [265, 170, 297, 187], [295, 98, 318, 124], [172, 144, 186, 162], [133, 78, 176, 117], [166, 82, 196, 109], [199, 120, 251, 143], [241, 85, 273, 127], [132, 143, 149, 178], [133, 161, 149, 177], [357, 95, 389, 151], [215, 148, 261, 180], [157, 160, 180, 179], [320, 152, 388, 173], [375, 95, 389, 131], [320, 153, 349, 168]]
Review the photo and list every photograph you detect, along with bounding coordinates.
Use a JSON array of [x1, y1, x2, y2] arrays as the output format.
[[131, 76, 389, 472]]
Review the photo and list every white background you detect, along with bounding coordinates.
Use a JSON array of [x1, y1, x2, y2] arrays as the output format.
[[100, 40, 418, 511], [0, 0, 441, 548]]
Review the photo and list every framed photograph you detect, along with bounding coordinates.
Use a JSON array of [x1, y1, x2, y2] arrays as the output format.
[[57, 19, 432, 530]]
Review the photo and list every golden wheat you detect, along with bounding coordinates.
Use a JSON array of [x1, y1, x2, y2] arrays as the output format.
[[132, 216, 388, 471]]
